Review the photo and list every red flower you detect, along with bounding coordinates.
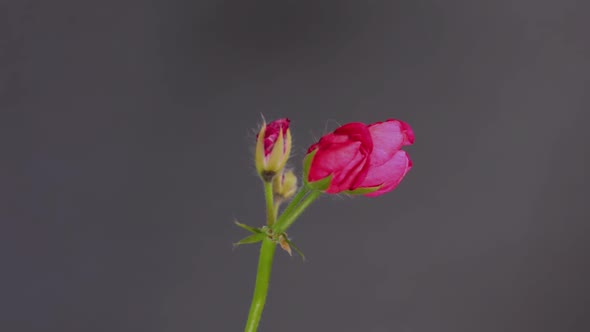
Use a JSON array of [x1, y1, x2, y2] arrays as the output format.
[[306, 119, 414, 196], [255, 118, 292, 179], [306, 123, 373, 193], [260, 119, 291, 156]]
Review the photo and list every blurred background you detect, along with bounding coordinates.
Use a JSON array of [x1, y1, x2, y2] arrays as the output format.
[[3, 0, 590, 331]]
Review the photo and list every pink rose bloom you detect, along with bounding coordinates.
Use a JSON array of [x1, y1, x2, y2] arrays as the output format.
[[306, 119, 414, 197]]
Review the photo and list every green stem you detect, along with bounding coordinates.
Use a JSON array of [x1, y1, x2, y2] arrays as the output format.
[[244, 183, 317, 331], [264, 181, 275, 226], [244, 238, 276, 332], [277, 185, 310, 224], [273, 189, 320, 234], [272, 201, 281, 222], [244, 180, 277, 331]]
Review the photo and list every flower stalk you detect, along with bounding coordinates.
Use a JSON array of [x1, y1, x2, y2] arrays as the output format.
[[239, 117, 414, 331], [244, 237, 276, 332], [275, 184, 310, 226], [272, 186, 320, 234], [264, 181, 275, 226], [244, 177, 278, 331]]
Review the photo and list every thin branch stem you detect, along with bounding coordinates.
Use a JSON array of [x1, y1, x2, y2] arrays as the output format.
[[277, 185, 310, 224], [244, 181, 319, 331], [244, 238, 276, 332], [273, 189, 320, 234], [264, 181, 275, 226], [243, 180, 278, 331]]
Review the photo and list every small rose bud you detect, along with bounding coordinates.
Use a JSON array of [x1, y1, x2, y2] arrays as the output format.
[[273, 169, 298, 200], [255, 118, 292, 181]]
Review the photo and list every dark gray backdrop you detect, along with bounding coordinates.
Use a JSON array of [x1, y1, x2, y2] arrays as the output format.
[[3, 1, 589, 331]]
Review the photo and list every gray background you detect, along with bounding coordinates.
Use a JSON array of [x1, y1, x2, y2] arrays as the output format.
[[3, 0, 590, 331]]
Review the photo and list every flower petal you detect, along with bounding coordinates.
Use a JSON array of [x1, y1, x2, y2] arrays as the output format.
[[360, 150, 412, 197], [263, 118, 290, 156], [308, 141, 364, 187], [326, 144, 369, 193], [398, 120, 415, 146], [307, 122, 373, 192], [367, 120, 408, 167]]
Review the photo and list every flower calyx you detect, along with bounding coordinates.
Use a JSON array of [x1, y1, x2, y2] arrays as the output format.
[[233, 220, 305, 260]]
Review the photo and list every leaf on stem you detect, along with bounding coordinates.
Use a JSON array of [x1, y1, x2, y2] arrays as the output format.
[[234, 220, 262, 234], [284, 237, 305, 261], [233, 233, 266, 247]]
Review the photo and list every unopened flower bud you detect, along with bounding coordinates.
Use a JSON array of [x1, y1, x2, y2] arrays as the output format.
[[255, 118, 292, 181], [273, 169, 298, 200]]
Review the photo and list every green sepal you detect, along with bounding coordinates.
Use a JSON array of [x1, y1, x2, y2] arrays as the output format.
[[234, 220, 262, 234], [254, 123, 266, 175], [302, 149, 317, 184], [303, 148, 333, 191], [233, 233, 266, 247], [307, 174, 332, 191], [284, 238, 306, 261], [343, 185, 382, 195]]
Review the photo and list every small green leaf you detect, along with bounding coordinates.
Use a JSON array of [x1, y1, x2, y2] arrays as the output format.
[[285, 238, 306, 261], [343, 185, 382, 195], [233, 233, 266, 247], [234, 220, 262, 234]]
